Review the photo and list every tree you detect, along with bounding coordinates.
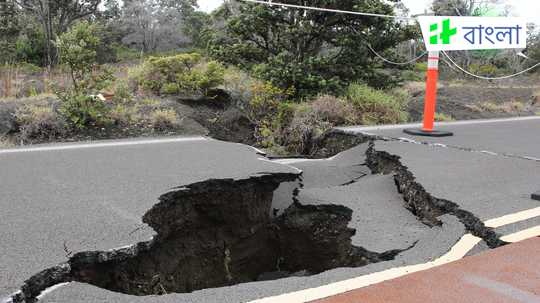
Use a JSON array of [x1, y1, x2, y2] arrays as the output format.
[[119, 0, 189, 53], [53, 20, 116, 127], [12, 0, 102, 67], [182, 10, 212, 49], [0, 0, 20, 61], [520, 23, 540, 72], [210, 0, 418, 96], [430, 0, 469, 16], [0, 0, 19, 41], [161, 0, 198, 18], [94, 0, 122, 63]]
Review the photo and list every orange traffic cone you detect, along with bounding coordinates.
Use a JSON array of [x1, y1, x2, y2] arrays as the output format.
[[404, 51, 453, 137]]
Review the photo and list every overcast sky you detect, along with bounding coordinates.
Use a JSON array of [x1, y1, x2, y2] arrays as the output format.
[[400, 0, 540, 24], [197, 0, 540, 24]]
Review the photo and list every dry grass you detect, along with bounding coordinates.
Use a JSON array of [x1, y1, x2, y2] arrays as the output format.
[[0, 63, 71, 99], [282, 95, 354, 154], [482, 102, 507, 112], [434, 112, 454, 121], [0, 135, 14, 147], [481, 101, 524, 113], [532, 91, 540, 105], [151, 109, 180, 131], [465, 104, 483, 112], [504, 101, 523, 111], [13, 103, 67, 140]]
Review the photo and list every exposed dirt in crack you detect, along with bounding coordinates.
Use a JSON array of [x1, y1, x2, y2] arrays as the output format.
[[6, 82, 537, 301], [365, 142, 506, 248], [13, 170, 414, 302]]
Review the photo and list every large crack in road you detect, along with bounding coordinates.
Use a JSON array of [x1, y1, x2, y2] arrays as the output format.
[[7, 134, 519, 302]]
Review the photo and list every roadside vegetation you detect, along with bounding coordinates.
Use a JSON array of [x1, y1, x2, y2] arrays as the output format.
[[1, 0, 540, 154]]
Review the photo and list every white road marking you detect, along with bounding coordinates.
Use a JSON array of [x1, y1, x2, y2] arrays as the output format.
[[0, 136, 209, 154], [484, 206, 540, 228], [337, 116, 540, 132]]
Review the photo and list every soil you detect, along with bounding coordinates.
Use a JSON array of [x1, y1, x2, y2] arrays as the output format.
[[0, 89, 258, 146], [1, 77, 539, 149], [407, 76, 540, 122]]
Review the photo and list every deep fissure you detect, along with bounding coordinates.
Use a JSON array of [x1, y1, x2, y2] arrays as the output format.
[[365, 142, 506, 248], [13, 137, 507, 302], [14, 169, 405, 302]]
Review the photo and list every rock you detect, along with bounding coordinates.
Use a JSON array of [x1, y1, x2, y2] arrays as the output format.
[[0, 109, 18, 134]]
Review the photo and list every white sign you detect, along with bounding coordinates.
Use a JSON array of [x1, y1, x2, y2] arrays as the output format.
[[418, 17, 526, 51]]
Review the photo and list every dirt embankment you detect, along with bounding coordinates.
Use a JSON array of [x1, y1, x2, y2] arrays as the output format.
[[407, 85, 539, 122], [2, 77, 540, 148]]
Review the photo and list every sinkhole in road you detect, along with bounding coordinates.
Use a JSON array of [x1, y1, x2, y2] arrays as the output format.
[[64, 174, 393, 296], [16, 139, 506, 302]]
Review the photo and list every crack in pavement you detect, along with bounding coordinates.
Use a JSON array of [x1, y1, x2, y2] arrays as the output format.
[[4, 127, 539, 303]]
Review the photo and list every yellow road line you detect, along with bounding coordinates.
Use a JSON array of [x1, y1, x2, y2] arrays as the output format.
[[250, 206, 540, 303], [484, 206, 540, 228], [248, 234, 481, 303], [501, 226, 540, 243]]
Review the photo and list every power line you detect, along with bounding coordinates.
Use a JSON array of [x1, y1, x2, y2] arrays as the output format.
[[240, 0, 539, 78], [441, 51, 540, 80], [367, 44, 428, 65], [240, 0, 418, 21]]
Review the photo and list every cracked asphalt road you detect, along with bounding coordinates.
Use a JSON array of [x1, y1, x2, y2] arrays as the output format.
[[2, 116, 540, 302]]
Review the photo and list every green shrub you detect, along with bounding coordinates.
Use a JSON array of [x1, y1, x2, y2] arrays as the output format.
[[14, 24, 46, 65], [106, 104, 139, 124], [346, 83, 409, 125], [415, 62, 428, 72], [197, 61, 226, 88], [0, 41, 14, 62], [248, 81, 295, 147], [252, 52, 347, 98], [470, 63, 499, 77], [402, 70, 423, 81], [133, 53, 225, 95], [13, 104, 66, 139], [52, 20, 118, 128]]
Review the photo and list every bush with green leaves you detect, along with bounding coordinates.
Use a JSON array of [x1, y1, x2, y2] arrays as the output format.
[[402, 70, 424, 81], [415, 62, 428, 72], [532, 91, 540, 105], [247, 81, 295, 147], [14, 24, 47, 65], [469, 63, 500, 77], [52, 20, 117, 128], [132, 53, 225, 95], [346, 83, 409, 125]]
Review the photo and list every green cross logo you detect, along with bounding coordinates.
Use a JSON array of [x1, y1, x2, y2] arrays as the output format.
[[430, 19, 457, 45]]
